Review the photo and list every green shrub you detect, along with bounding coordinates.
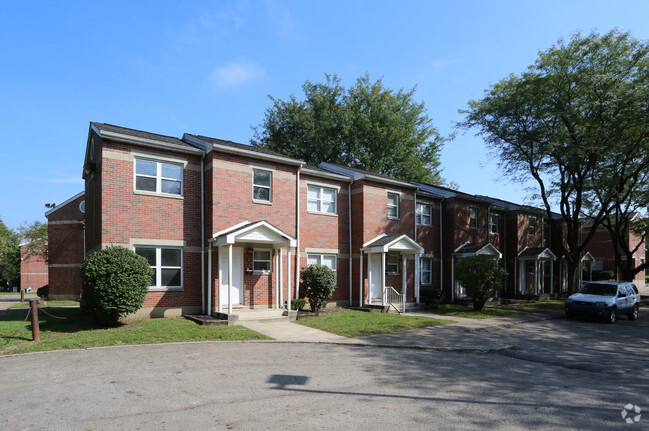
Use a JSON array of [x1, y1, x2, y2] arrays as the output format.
[[455, 255, 508, 311], [300, 265, 336, 315], [80, 246, 152, 325], [290, 298, 307, 311], [591, 270, 615, 281]]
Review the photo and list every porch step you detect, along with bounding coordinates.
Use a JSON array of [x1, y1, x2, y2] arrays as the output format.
[[182, 314, 229, 326], [386, 302, 426, 314], [204, 309, 297, 325]]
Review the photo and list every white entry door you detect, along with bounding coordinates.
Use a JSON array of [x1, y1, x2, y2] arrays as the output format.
[[369, 253, 382, 301], [220, 247, 244, 307]]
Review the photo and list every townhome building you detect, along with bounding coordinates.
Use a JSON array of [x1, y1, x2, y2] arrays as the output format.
[[19, 244, 48, 292]]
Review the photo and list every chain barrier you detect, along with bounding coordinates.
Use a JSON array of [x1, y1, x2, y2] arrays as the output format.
[[37, 307, 68, 320], [0, 308, 31, 338]]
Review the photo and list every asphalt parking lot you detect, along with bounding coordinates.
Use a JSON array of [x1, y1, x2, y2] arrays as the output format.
[[1, 309, 647, 430]]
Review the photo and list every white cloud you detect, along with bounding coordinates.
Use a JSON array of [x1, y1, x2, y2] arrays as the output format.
[[431, 59, 456, 70], [208, 58, 266, 89]]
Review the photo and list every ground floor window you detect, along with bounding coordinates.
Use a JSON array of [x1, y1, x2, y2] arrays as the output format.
[[253, 249, 272, 273], [386, 255, 399, 274], [420, 257, 432, 285], [307, 254, 337, 270], [134, 246, 182, 289]]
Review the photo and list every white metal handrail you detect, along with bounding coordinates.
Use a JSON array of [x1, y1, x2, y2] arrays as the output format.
[[383, 286, 404, 314]]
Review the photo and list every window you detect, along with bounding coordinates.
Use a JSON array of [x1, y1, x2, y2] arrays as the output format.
[[387, 193, 399, 219], [416, 203, 432, 226], [253, 169, 272, 202], [135, 246, 182, 289], [135, 159, 183, 195], [489, 214, 500, 234], [253, 250, 272, 272], [420, 257, 432, 285], [528, 216, 537, 235], [386, 255, 400, 274], [469, 207, 478, 229], [307, 254, 337, 270], [307, 185, 337, 214]]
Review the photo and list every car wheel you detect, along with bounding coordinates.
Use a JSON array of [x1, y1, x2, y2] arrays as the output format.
[[606, 307, 616, 324], [628, 304, 639, 321]]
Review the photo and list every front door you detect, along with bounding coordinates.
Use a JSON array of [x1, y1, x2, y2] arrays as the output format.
[[220, 246, 244, 307], [369, 253, 382, 301]]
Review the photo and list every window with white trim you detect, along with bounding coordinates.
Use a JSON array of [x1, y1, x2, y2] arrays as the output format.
[[135, 246, 182, 289], [307, 254, 337, 270], [253, 249, 272, 272], [489, 213, 500, 234], [387, 193, 399, 219], [416, 203, 432, 226], [528, 216, 537, 235], [469, 207, 478, 229], [307, 185, 337, 214], [386, 255, 399, 274], [135, 159, 183, 195], [420, 257, 432, 285], [253, 169, 272, 202]]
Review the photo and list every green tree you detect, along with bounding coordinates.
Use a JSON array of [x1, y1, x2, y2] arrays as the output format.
[[18, 220, 48, 260], [80, 246, 152, 325], [460, 30, 649, 292], [0, 217, 20, 284], [252, 73, 445, 183], [454, 255, 507, 311], [300, 264, 336, 315]]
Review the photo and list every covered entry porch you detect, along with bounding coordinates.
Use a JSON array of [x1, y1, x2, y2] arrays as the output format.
[[207, 220, 296, 315], [515, 247, 557, 296], [451, 242, 502, 302]]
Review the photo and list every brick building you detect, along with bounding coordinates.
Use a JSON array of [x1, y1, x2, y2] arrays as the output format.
[[19, 245, 48, 292]]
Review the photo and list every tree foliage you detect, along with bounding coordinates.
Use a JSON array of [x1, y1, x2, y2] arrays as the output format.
[[300, 264, 336, 315], [18, 220, 48, 260], [454, 255, 507, 311], [80, 246, 152, 325], [0, 217, 20, 284], [252, 73, 445, 183], [460, 30, 649, 290]]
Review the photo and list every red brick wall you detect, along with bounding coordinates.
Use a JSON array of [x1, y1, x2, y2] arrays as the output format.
[[20, 250, 48, 291]]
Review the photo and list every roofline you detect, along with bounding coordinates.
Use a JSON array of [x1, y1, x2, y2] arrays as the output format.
[[97, 128, 203, 155], [320, 163, 417, 189], [45, 191, 85, 217], [300, 167, 352, 182], [187, 135, 304, 166]]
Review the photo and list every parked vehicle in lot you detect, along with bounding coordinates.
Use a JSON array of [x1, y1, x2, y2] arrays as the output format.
[[565, 281, 640, 323]]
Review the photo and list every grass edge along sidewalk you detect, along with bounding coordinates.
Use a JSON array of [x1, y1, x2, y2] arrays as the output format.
[[0, 307, 270, 355]]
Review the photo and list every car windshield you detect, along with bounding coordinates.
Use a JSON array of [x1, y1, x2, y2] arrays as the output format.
[[578, 283, 617, 296]]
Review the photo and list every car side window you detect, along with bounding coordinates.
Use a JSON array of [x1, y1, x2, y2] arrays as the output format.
[[631, 284, 639, 294]]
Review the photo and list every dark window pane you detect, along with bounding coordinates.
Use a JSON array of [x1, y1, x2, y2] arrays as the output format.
[[253, 262, 270, 271], [254, 170, 271, 187], [161, 268, 181, 287], [161, 248, 181, 266], [161, 179, 181, 195], [162, 163, 182, 181], [136, 176, 156, 192], [136, 160, 157, 176], [135, 248, 156, 266], [151, 271, 156, 287], [253, 186, 270, 201]]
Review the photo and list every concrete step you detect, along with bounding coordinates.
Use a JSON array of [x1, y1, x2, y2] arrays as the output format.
[[182, 314, 229, 326]]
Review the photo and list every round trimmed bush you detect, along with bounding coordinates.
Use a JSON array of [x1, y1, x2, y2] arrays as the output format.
[[300, 265, 336, 314], [80, 246, 152, 325]]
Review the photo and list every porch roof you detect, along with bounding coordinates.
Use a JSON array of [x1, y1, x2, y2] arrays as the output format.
[[517, 247, 557, 261], [581, 251, 596, 263], [211, 220, 296, 247], [362, 233, 424, 254], [454, 241, 502, 259]]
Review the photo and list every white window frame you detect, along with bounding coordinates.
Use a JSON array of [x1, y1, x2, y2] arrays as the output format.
[[252, 169, 272, 203], [386, 254, 400, 274], [307, 254, 337, 271], [419, 257, 433, 285], [387, 193, 400, 219], [528, 216, 537, 236], [253, 249, 272, 273], [490, 213, 500, 234], [134, 158, 183, 196], [469, 207, 478, 229], [416, 203, 432, 226], [307, 185, 337, 214], [134, 246, 183, 291]]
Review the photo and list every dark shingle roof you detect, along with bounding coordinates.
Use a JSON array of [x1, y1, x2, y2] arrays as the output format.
[[455, 242, 489, 254], [92, 122, 203, 154], [186, 135, 304, 164], [517, 247, 548, 258], [364, 234, 403, 247]]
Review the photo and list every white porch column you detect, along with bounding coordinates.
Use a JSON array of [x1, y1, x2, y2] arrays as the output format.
[[381, 252, 386, 306], [227, 244, 233, 314], [401, 254, 407, 298], [514, 258, 518, 297], [287, 248, 292, 301], [359, 251, 364, 307], [208, 245, 213, 314], [279, 248, 284, 309], [275, 250, 279, 309], [415, 253, 420, 303], [550, 261, 554, 295], [534, 260, 539, 295]]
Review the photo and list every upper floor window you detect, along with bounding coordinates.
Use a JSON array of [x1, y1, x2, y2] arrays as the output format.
[[253, 249, 272, 273], [469, 207, 478, 229], [135, 246, 182, 290], [490, 214, 500, 234], [307, 254, 337, 271], [135, 159, 182, 195], [387, 193, 399, 219], [386, 255, 400, 274], [528, 216, 537, 235], [420, 257, 432, 285], [253, 169, 272, 202], [416, 203, 432, 226], [307, 185, 337, 214]]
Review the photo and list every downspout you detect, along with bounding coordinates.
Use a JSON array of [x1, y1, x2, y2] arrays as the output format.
[[503, 212, 507, 296], [439, 198, 444, 295], [348, 181, 353, 306], [200, 153, 205, 314], [414, 191, 417, 302], [295, 165, 302, 299]]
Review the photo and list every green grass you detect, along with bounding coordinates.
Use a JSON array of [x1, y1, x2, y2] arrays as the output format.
[[10, 300, 79, 309], [295, 309, 452, 337], [501, 300, 565, 311], [0, 291, 37, 295], [429, 304, 533, 319], [0, 308, 270, 355]]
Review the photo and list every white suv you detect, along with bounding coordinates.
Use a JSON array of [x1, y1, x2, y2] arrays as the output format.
[[565, 281, 640, 323]]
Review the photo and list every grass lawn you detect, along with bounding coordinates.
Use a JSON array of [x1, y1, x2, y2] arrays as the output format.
[[501, 300, 565, 311], [0, 308, 270, 355], [10, 300, 80, 309], [295, 309, 452, 337], [429, 304, 533, 319], [0, 291, 37, 295]]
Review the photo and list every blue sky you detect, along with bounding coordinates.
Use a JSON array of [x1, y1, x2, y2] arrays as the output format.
[[1, 0, 648, 231]]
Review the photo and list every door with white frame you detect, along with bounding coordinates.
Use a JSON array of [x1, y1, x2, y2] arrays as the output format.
[[219, 246, 244, 307], [369, 253, 382, 301]]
